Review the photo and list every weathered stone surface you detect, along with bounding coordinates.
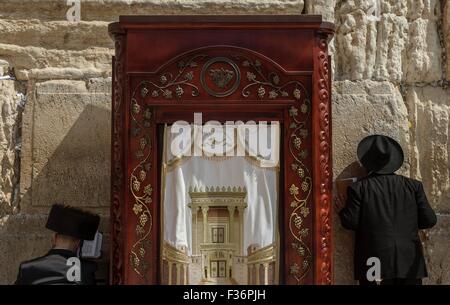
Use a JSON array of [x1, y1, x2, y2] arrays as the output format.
[[406, 86, 450, 213], [0, 43, 112, 80], [0, 59, 10, 76], [0, 0, 305, 21], [0, 20, 112, 50], [333, 213, 355, 284], [404, 18, 442, 83], [305, 0, 336, 22], [0, 0, 305, 80], [444, 0, 450, 81], [0, 80, 22, 217], [423, 215, 450, 284], [332, 80, 410, 177], [333, 0, 442, 83], [20, 79, 111, 213]]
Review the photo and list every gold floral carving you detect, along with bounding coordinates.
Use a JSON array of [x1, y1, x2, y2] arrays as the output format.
[[287, 85, 313, 283], [129, 83, 154, 280], [139, 54, 207, 100], [232, 55, 306, 100], [134, 48, 309, 100]]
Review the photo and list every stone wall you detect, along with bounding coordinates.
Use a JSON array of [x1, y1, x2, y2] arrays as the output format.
[[0, 0, 448, 284]]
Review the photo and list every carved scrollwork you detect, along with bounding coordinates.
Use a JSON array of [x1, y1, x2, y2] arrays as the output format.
[[111, 31, 125, 285], [316, 36, 332, 285], [135, 48, 309, 101], [141, 54, 207, 100], [232, 55, 306, 100]]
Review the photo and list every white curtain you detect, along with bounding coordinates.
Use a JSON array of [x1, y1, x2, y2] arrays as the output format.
[[162, 124, 279, 256]]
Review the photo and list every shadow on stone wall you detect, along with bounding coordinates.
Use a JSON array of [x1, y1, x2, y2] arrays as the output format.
[[332, 161, 366, 285], [23, 103, 111, 211], [1, 104, 111, 284]]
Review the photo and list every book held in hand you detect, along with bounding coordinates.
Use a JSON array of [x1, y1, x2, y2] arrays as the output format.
[[81, 231, 103, 259]]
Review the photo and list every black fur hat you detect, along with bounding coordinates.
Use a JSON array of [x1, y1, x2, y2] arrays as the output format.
[[45, 204, 100, 240]]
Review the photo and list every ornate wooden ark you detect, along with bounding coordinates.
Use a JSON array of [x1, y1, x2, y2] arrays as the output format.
[[109, 15, 334, 285]]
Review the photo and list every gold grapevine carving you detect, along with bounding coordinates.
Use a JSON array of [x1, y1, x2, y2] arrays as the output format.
[[287, 83, 313, 284]]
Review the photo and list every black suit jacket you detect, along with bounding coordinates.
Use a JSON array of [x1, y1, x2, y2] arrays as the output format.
[[15, 249, 97, 285], [339, 174, 437, 280]]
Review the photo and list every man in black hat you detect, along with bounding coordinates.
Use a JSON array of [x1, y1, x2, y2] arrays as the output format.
[[15, 204, 100, 285], [336, 135, 437, 285]]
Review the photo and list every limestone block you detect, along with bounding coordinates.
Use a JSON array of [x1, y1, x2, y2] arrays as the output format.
[[380, 0, 408, 16], [372, 14, 408, 82], [333, 213, 355, 284], [406, 86, 450, 212], [0, 80, 22, 217], [405, 0, 440, 20], [332, 80, 410, 178], [335, 7, 379, 80], [404, 18, 442, 83], [305, 0, 336, 22], [0, 1, 306, 80], [0, 0, 304, 22], [0, 43, 113, 81], [334, 0, 442, 83], [0, 20, 112, 50], [423, 215, 450, 284], [20, 78, 112, 213], [0, 59, 10, 76]]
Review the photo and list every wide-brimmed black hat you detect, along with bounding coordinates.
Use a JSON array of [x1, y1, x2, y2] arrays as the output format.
[[45, 204, 100, 240], [357, 135, 404, 174]]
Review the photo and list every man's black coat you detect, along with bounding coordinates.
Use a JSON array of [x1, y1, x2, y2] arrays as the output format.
[[15, 249, 97, 285], [339, 173, 437, 280]]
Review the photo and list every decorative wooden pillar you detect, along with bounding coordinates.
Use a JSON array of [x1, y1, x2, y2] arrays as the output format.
[[176, 263, 181, 285], [192, 206, 198, 254], [255, 264, 260, 285], [227, 206, 235, 243], [184, 264, 188, 284], [168, 262, 172, 285], [263, 263, 269, 285], [237, 206, 245, 255], [201, 206, 209, 243]]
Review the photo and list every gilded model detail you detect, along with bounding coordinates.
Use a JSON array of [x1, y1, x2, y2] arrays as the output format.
[[161, 186, 277, 285], [188, 186, 247, 285]]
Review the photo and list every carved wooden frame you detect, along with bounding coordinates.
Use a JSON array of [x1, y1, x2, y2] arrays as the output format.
[[109, 16, 334, 285]]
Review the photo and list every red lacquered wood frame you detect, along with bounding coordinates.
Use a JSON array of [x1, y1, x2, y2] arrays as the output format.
[[109, 15, 334, 285]]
